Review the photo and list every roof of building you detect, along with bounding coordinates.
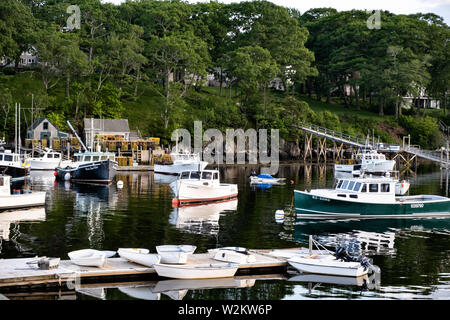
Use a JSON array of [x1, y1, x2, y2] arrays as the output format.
[[28, 117, 53, 131], [83, 118, 130, 133]]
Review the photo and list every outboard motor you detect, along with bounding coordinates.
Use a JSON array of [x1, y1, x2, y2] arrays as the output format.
[[334, 246, 355, 262]]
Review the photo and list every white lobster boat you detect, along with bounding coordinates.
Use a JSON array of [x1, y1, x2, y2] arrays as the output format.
[[29, 148, 72, 170], [153, 262, 239, 279], [0, 175, 46, 211], [154, 153, 208, 176], [335, 149, 395, 178], [118, 248, 161, 267], [170, 170, 238, 206]]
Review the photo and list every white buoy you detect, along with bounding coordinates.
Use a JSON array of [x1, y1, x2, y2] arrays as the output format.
[[275, 209, 285, 223], [117, 180, 124, 189], [64, 173, 71, 181]]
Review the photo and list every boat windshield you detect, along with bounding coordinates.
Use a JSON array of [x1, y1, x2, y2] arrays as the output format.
[[190, 171, 201, 179], [202, 171, 213, 180]]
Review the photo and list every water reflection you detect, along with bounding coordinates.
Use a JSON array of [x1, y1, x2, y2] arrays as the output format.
[[169, 200, 238, 236], [0, 208, 46, 254]]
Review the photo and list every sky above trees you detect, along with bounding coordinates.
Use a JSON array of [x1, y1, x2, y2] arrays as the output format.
[[102, 0, 450, 24]]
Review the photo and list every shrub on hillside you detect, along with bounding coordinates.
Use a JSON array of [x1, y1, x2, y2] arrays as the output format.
[[399, 115, 443, 149]]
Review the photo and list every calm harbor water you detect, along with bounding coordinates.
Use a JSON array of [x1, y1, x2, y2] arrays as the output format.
[[1, 162, 450, 300]]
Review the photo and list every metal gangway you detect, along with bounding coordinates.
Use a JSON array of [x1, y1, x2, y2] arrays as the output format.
[[298, 122, 450, 167]]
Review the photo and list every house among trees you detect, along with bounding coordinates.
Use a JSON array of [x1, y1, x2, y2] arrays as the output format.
[[83, 118, 131, 150], [26, 117, 70, 148], [0, 47, 38, 68]]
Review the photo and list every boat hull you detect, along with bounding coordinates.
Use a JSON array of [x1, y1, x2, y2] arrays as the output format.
[[171, 180, 238, 206], [0, 192, 46, 211], [294, 190, 450, 219], [0, 165, 29, 182], [154, 263, 238, 279], [154, 161, 208, 175], [288, 255, 368, 277], [118, 249, 161, 267], [56, 159, 117, 184], [30, 159, 72, 170]]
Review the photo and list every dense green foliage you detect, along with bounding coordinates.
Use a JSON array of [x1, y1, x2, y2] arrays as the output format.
[[0, 0, 448, 149]]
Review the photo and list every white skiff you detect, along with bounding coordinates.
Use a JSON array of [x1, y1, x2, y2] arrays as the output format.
[[154, 262, 239, 279], [68, 249, 107, 268], [155, 245, 197, 264], [118, 248, 161, 267]]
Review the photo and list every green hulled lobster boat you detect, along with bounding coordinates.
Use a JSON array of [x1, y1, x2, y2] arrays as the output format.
[[295, 175, 450, 219]]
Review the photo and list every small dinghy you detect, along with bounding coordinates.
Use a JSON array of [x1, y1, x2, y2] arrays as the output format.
[[117, 248, 161, 267], [156, 245, 197, 264], [208, 247, 256, 264], [287, 236, 377, 277], [249, 174, 286, 185], [154, 262, 239, 279], [68, 249, 107, 268]]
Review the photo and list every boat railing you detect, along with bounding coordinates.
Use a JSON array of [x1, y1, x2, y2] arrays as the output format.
[[359, 170, 401, 179]]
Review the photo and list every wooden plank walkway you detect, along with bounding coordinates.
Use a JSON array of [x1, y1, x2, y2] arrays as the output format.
[[0, 249, 297, 290]]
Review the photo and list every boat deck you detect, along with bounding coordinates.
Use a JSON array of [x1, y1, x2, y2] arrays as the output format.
[[0, 249, 294, 291]]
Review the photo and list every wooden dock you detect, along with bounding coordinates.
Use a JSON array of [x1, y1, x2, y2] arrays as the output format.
[[116, 165, 153, 171], [0, 249, 301, 291]]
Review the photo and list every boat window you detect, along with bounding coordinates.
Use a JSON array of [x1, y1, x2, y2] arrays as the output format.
[[84, 156, 91, 162], [54, 154, 60, 158], [336, 180, 343, 189], [342, 180, 349, 189], [361, 184, 367, 192], [381, 183, 390, 192], [347, 181, 355, 190], [101, 156, 107, 160], [0, 155, 2, 161], [337, 194, 347, 198], [4, 155, 12, 161], [47, 154, 53, 159], [350, 195, 358, 199], [0, 177, 3, 186], [181, 172, 190, 179], [109, 156, 115, 161], [213, 172, 219, 180], [190, 171, 201, 179], [92, 156, 99, 162], [369, 184, 379, 192], [367, 156, 372, 160], [353, 182, 362, 192], [202, 171, 212, 180]]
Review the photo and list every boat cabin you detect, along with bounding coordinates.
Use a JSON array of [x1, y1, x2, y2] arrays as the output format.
[[179, 170, 220, 181], [355, 150, 387, 163], [0, 150, 22, 165], [74, 152, 116, 163], [40, 149, 62, 160], [171, 153, 201, 162], [335, 177, 396, 197]]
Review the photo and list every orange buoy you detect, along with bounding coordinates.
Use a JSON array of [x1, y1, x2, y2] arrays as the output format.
[[172, 198, 180, 208], [290, 180, 294, 184], [53, 171, 58, 176]]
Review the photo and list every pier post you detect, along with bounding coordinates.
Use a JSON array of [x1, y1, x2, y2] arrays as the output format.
[[304, 133, 313, 161]]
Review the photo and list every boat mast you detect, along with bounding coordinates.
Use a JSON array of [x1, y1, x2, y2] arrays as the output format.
[[15, 102, 17, 154], [67, 120, 88, 152]]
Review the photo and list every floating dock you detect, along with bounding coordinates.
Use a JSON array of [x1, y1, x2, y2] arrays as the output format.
[[0, 249, 304, 292]]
